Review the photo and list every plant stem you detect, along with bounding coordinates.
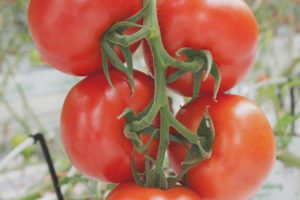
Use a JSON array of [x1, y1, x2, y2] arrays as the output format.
[[154, 105, 169, 189], [103, 0, 214, 189]]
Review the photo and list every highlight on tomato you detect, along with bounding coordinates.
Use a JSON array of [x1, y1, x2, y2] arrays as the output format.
[[143, 0, 258, 96], [28, 0, 142, 76], [61, 69, 159, 183], [168, 94, 276, 200]]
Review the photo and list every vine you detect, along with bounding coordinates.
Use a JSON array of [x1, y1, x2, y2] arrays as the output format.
[[101, 0, 221, 189]]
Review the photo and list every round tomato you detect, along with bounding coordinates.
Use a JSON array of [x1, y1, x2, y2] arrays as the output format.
[[61, 70, 159, 183], [168, 94, 275, 200], [143, 0, 258, 96], [28, 0, 142, 76], [106, 182, 201, 200]]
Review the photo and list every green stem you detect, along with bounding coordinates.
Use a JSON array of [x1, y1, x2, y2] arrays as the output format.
[[102, 0, 214, 189], [106, 28, 150, 47], [163, 53, 200, 72], [154, 105, 169, 189], [166, 109, 199, 145], [130, 6, 168, 131]]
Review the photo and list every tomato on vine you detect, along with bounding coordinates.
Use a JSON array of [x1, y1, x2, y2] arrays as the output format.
[[26, 0, 275, 198], [61, 70, 159, 183], [143, 0, 258, 96], [168, 94, 275, 200], [28, 0, 142, 76], [106, 182, 201, 200]]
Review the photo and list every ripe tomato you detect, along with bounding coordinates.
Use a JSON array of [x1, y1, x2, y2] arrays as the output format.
[[61, 70, 159, 183], [106, 182, 201, 200], [143, 0, 258, 96], [168, 94, 275, 200], [28, 0, 142, 76]]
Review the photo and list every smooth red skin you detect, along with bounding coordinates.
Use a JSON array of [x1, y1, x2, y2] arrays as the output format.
[[143, 0, 258, 96], [28, 0, 142, 76], [61, 70, 159, 183], [168, 94, 275, 200], [106, 182, 202, 200]]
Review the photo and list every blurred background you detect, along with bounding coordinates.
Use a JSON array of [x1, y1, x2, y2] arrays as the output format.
[[0, 0, 299, 199]]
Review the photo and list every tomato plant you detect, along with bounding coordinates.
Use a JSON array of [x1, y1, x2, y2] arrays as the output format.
[[168, 94, 275, 200], [143, 0, 258, 96], [106, 182, 201, 200], [61, 70, 159, 183], [24, 0, 277, 198], [28, 0, 142, 76]]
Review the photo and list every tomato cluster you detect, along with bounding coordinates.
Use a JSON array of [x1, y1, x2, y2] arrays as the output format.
[[28, 0, 275, 199]]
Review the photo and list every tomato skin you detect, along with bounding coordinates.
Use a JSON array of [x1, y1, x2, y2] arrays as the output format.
[[106, 182, 201, 200], [168, 94, 275, 200], [143, 0, 258, 96], [61, 70, 158, 183], [28, 0, 142, 76]]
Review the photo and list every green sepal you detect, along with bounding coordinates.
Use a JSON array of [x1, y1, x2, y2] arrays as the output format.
[[196, 107, 215, 156], [118, 108, 136, 121], [176, 48, 202, 61], [168, 108, 215, 188], [174, 48, 221, 99], [210, 63, 221, 100], [131, 151, 145, 186], [200, 50, 213, 81], [192, 69, 204, 100], [101, 40, 135, 93], [101, 45, 116, 91], [124, 126, 143, 148], [168, 145, 199, 188], [136, 127, 158, 153], [118, 45, 134, 74]]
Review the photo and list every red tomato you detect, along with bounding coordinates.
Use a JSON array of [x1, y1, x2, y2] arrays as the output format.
[[168, 94, 275, 200], [28, 0, 142, 76], [106, 182, 201, 200], [143, 0, 258, 96], [61, 70, 159, 183]]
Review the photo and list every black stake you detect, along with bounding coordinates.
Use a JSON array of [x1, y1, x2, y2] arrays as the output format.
[[31, 133, 64, 200]]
